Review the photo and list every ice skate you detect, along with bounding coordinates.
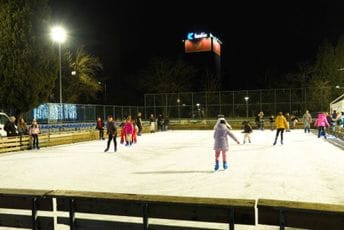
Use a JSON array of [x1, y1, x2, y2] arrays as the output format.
[[223, 162, 228, 170], [214, 160, 219, 171]]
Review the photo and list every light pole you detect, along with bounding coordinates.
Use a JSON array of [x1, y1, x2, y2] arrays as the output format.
[[244, 96, 249, 118], [50, 26, 66, 105], [177, 98, 181, 121], [98, 81, 107, 100]]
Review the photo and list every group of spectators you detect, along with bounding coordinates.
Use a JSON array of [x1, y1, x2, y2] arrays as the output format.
[[4, 116, 41, 149]]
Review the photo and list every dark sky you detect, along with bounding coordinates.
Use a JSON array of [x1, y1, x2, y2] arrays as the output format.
[[50, 1, 344, 101]]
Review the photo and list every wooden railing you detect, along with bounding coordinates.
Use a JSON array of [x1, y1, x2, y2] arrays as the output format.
[[0, 131, 99, 153], [258, 199, 344, 230], [1, 189, 343, 230], [0, 188, 255, 230]]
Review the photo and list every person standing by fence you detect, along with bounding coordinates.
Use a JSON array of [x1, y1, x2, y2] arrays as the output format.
[[29, 119, 40, 150], [104, 115, 117, 152], [17, 117, 28, 146], [96, 117, 105, 140], [4, 116, 17, 137]]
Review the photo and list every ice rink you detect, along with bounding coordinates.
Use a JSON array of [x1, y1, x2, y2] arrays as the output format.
[[0, 129, 343, 229]]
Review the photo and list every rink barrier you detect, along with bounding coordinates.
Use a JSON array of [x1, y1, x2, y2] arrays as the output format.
[[257, 199, 344, 230], [47, 190, 256, 230], [0, 130, 99, 153], [0, 125, 153, 153], [1, 189, 344, 230], [0, 188, 54, 230]]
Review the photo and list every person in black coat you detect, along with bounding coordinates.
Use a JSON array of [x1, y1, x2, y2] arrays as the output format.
[[104, 115, 117, 152], [4, 116, 17, 137], [136, 112, 143, 136]]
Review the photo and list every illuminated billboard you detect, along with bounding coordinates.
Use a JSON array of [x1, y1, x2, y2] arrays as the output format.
[[212, 38, 221, 56], [185, 38, 212, 53], [184, 32, 222, 56]]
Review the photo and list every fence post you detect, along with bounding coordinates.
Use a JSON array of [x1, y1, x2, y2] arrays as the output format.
[[69, 198, 75, 230], [229, 208, 235, 230], [153, 95, 156, 117], [260, 89, 262, 112], [191, 92, 194, 119], [143, 202, 149, 230], [232, 91, 235, 117], [274, 89, 277, 115], [205, 91, 208, 118], [279, 209, 285, 230], [31, 197, 38, 230], [165, 94, 168, 117], [289, 88, 292, 114]]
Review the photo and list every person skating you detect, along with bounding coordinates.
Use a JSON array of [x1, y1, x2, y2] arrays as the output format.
[[302, 110, 312, 133], [242, 120, 252, 144], [149, 114, 156, 133], [273, 112, 288, 145], [123, 116, 134, 146], [136, 112, 143, 136], [213, 118, 240, 171], [314, 112, 330, 139], [104, 115, 117, 152]]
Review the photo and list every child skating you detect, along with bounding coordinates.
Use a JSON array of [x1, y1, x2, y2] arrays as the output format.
[[213, 118, 240, 171], [242, 120, 252, 144]]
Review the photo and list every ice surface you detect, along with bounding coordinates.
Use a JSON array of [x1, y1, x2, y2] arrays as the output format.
[[0, 129, 343, 229]]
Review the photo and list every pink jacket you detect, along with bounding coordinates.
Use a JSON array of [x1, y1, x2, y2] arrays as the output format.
[[314, 113, 329, 127], [123, 122, 133, 135]]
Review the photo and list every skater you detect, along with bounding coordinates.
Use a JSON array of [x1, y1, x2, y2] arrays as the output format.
[[96, 117, 105, 140], [269, 115, 275, 131], [136, 112, 143, 136], [214, 114, 232, 130], [258, 111, 264, 130], [104, 115, 117, 152], [284, 112, 291, 132], [123, 116, 134, 146], [273, 112, 288, 145], [242, 120, 252, 144], [213, 118, 240, 171], [149, 114, 156, 133], [314, 112, 330, 139], [29, 119, 40, 149], [302, 110, 312, 133]]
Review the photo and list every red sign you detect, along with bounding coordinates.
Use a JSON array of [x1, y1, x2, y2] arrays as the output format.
[[185, 38, 212, 53], [212, 38, 221, 56]]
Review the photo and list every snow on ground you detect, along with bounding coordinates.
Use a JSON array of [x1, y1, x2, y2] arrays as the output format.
[[0, 129, 343, 229]]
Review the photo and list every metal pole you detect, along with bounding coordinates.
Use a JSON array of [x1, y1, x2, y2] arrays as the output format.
[[59, 42, 62, 105]]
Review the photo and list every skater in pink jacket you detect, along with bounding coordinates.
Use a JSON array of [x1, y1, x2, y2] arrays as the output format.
[[314, 112, 330, 138]]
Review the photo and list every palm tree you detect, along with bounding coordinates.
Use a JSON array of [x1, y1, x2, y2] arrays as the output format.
[[63, 46, 103, 103]]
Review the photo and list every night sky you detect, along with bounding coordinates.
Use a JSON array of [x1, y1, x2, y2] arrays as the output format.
[[50, 1, 344, 102]]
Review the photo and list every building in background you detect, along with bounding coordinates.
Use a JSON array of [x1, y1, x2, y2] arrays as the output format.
[[184, 32, 222, 91]]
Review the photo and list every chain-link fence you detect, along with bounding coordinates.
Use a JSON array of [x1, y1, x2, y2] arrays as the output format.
[[0, 87, 336, 123], [144, 88, 326, 119]]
